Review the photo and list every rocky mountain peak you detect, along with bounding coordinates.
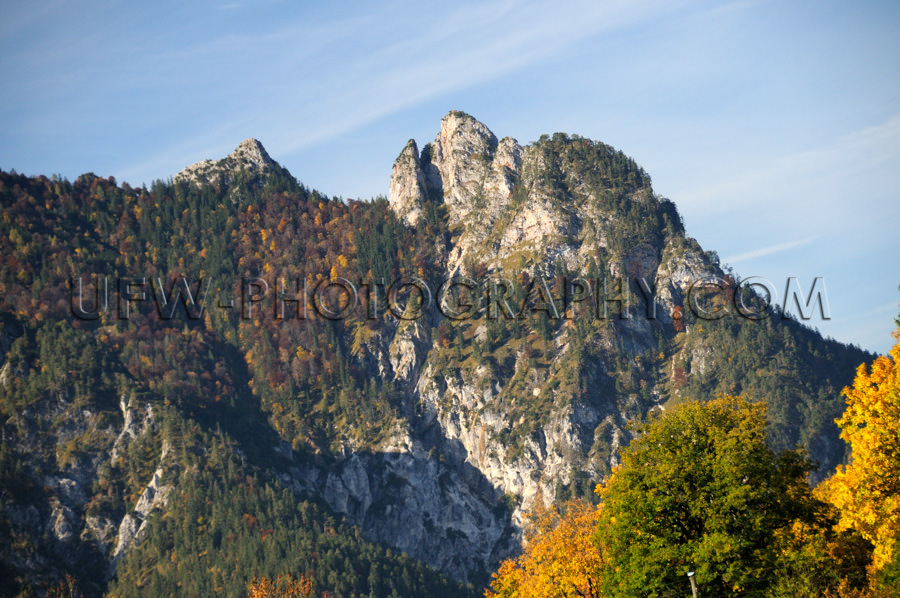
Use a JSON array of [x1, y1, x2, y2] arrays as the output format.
[[230, 138, 275, 169], [0, 115, 875, 594], [426, 111, 500, 214], [435, 111, 499, 161], [389, 111, 520, 232], [388, 139, 428, 227], [174, 137, 279, 190]]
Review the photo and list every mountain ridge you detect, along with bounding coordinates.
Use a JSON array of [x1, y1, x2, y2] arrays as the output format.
[[0, 112, 874, 595]]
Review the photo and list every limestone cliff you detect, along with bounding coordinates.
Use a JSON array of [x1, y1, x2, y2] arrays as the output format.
[[385, 112, 713, 528]]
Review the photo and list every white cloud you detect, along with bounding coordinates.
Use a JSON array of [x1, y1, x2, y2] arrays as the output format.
[[113, 0, 696, 182], [677, 113, 900, 214], [122, 0, 703, 178], [722, 236, 816, 265]]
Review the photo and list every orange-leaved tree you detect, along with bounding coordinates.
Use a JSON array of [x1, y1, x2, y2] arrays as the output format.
[[817, 324, 900, 571], [247, 573, 315, 598], [485, 498, 603, 598]]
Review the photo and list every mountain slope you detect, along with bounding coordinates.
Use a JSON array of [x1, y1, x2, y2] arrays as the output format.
[[413, 113, 861, 506], [0, 112, 873, 595]]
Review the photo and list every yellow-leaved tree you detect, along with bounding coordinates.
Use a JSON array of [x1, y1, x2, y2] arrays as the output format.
[[485, 498, 603, 598], [818, 325, 900, 572], [247, 573, 316, 598]]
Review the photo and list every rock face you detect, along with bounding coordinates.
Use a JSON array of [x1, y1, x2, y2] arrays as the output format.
[[111, 462, 171, 564], [388, 140, 429, 227], [0, 388, 173, 592], [287, 435, 517, 583], [175, 138, 281, 199], [389, 111, 670, 278], [379, 111, 722, 574], [176, 138, 275, 183]]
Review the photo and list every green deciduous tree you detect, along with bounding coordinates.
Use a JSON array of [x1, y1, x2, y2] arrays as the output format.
[[593, 396, 867, 597]]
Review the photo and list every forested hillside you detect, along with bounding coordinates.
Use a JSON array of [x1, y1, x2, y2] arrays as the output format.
[[0, 112, 878, 596]]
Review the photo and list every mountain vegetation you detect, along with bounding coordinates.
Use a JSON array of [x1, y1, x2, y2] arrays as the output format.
[[0, 112, 886, 596], [816, 324, 900, 588], [488, 335, 900, 597]]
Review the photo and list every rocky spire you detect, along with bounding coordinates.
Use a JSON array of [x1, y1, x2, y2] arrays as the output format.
[[389, 111, 525, 229], [388, 139, 428, 227], [425, 111, 499, 214]]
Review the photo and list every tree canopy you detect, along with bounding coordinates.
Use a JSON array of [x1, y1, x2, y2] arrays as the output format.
[[593, 396, 865, 597], [818, 326, 900, 576], [486, 499, 603, 598]]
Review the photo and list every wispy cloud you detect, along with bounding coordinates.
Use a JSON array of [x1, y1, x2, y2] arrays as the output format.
[[120, 0, 698, 181], [722, 236, 817, 265], [251, 0, 686, 153], [677, 113, 900, 214]]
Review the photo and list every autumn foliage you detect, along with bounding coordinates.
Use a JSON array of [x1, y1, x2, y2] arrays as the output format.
[[247, 573, 316, 598], [818, 327, 900, 573], [486, 498, 603, 598], [487, 395, 878, 597]]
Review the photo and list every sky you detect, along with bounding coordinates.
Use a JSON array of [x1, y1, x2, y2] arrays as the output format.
[[1, 0, 898, 354]]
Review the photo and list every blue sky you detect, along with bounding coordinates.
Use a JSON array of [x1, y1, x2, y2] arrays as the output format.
[[2, 0, 898, 354]]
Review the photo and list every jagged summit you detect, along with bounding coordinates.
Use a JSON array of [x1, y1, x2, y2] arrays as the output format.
[[388, 110, 675, 280], [389, 111, 513, 230], [174, 137, 281, 189], [388, 139, 429, 227], [230, 138, 275, 168]]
